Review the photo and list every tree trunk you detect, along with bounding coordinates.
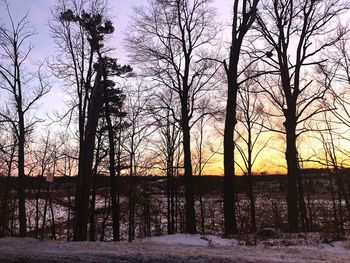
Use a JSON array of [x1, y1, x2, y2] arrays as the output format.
[[89, 146, 100, 241], [166, 154, 175, 234], [284, 118, 299, 232], [74, 61, 103, 241], [48, 183, 56, 240], [116, 122, 122, 241], [18, 111, 27, 237], [223, 80, 238, 236], [128, 149, 135, 242], [182, 119, 196, 234], [246, 117, 256, 232], [105, 102, 120, 241], [35, 176, 43, 239], [247, 167, 256, 232]]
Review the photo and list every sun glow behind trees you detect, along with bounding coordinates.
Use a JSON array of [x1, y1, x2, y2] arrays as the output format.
[[0, 0, 349, 177]]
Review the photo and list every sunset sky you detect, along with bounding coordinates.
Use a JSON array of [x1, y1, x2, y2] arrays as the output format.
[[0, 0, 336, 175]]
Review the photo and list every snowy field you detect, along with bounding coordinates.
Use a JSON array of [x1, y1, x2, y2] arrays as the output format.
[[1, 234, 350, 262]]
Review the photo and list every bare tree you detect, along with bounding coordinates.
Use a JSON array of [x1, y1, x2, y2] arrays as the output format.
[[222, 0, 259, 236], [255, 0, 346, 231], [235, 76, 268, 232], [126, 0, 220, 234], [148, 88, 181, 235], [32, 132, 62, 239], [0, 2, 50, 237], [123, 82, 154, 241], [192, 101, 218, 234], [318, 113, 350, 233]]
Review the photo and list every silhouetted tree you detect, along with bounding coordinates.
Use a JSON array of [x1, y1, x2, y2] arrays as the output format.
[[193, 100, 218, 234], [0, 2, 50, 237], [149, 88, 181, 235], [256, 0, 346, 231], [123, 82, 153, 241], [102, 71, 127, 241], [126, 0, 220, 234], [59, 7, 131, 241], [50, 0, 109, 241], [222, 0, 259, 236], [235, 75, 268, 232]]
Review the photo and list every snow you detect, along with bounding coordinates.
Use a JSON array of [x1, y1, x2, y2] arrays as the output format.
[[0, 235, 350, 262], [140, 233, 209, 246], [140, 233, 239, 247]]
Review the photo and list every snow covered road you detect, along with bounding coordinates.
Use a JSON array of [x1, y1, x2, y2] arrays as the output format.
[[0, 235, 350, 262]]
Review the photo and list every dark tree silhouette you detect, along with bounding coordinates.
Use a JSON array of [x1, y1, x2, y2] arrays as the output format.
[[126, 0, 220, 234], [50, 0, 109, 241], [235, 75, 268, 232], [0, 2, 50, 237], [256, 0, 346, 231], [149, 88, 181, 235], [122, 82, 154, 241], [102, 72, 127, 241], [223, 0, 259, 236], [59, 8, 131, 241]]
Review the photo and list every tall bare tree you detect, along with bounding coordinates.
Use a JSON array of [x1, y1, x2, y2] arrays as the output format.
[[127, 0, 218, 233], [223, 0, 259, 236], [126, 0, 220, 234], [0, 2, 50, 237], [123, 82, 153, 241], [235, 76, 268, 232], [149, 88, 181, 235], [256, 0, 346, 231]]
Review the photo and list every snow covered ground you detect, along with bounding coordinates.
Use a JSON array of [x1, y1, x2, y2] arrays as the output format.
[[1, 234, 350, 262]]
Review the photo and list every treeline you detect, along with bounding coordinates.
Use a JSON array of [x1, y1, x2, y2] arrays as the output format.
[[1, 0, 350, 242]]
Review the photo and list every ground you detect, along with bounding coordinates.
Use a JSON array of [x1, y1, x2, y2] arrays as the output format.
[[0, 234, 350, 263]]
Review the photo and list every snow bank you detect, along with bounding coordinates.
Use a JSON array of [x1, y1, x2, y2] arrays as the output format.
[[1, 235, 350, 262]]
